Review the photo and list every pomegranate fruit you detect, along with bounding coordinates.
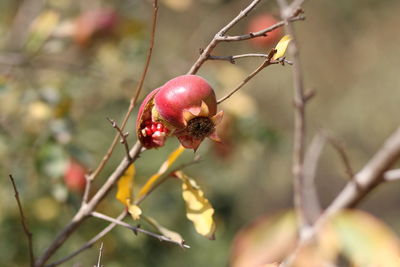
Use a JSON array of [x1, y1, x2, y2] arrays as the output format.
[[136, 75, 223, 151], [64, 158, 87, 193]]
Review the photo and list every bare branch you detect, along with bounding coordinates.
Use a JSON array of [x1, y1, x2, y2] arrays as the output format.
[[95, 243, 104, 267], [323, 131, 354, 179], [217, 15, 305, 42], [277, 0, 309, 236], [9, 175, 35, 267], [208, 53, 293, 65], [91, 212, 190, 249], [107, 117, 132, 161], [35, 142, 143, 267], [187, 0, 262, 74], [325, 126, 400, 213], [45, 211, 127, 267], [188, 0, 304, 74], [384, 169, 400, 182], [82, 174, 93, 205], [281, 126, 400, 266], [217, 49, 277, 104], [87, 0, 159, 181], [37, 2, 159, 263], [302, 134, 325, 224]]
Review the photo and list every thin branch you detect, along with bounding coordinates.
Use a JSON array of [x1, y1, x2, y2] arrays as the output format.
[[95, 243, 104, 267], [45, 211, 127, 267], [217, 15, 305, 42], [384, 169, 400, 182], [324, 126, 400, 213], [208, 53, 293, 65], [323, 132, 354, 179], [281, 125, 400, 266], [9, 175, 35, 267], [82, 174, 92, 205], [91, 212, 190, 249], [107, 117, 132, 161], [87, 0, 158, 181], [217, 49, 277, 104], [37, 1, 159, 262], [35, 142, 143, 267], [302, 134, 325, 224], [187, 0, 262, 74], [277, 0, 309, 237], [188, 0, 304, 74]]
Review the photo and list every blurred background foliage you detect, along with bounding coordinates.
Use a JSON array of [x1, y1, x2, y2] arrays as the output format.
[[1, 0, 400, 266]]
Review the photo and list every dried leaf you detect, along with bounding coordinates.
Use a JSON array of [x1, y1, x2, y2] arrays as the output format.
[[145, 216, 184, 244], [176, 171, 216, 240], [116, 163, 135, 205], [272, 35, 292, 60], [128, 204, 142, 220], [137, 145, 185, 200]]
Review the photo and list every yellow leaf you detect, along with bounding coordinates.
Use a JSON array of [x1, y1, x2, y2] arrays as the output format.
[[137, 145, 185, 200], [144, 216, 185, 244], [272, 35, 292, 60], [176, 171, 216, 240], [128, 204, 142, 220], [116, 163, 135, 205]]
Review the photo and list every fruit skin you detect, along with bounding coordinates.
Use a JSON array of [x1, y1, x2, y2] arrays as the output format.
[[64, 159, 87, 193], [136, 75, 223, 150], [154, 75, 218, 129], [247, 14, 283, 48]]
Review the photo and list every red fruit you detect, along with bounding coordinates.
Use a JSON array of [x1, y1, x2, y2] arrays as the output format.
[[64, 159, 87, 193], [136, 75, 223, 151], [247, 14, 283, 48], [74, 8, 118, 46]]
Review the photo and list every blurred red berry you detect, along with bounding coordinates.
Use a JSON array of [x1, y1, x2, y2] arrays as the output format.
[[74, 8, 118, 46], [64, 159, 87, 193], [247, 14, 283, 48]]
